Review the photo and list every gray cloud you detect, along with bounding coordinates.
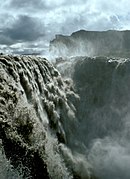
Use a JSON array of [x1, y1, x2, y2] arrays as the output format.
[[0, 34, 13, 45], [9, 0, 66, 12], [0, 15, 45, 45], [10, 0, 46, 11]]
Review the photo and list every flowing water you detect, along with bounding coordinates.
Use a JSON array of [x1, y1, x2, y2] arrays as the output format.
[[0, 54, 130, 179]]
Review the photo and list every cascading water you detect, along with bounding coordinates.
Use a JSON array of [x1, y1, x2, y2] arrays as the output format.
[[0, 54, 80, 179], [1, 53, 130, 179]]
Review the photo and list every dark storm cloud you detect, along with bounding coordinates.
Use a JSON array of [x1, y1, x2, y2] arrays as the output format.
[[0, 15, 45, 45]]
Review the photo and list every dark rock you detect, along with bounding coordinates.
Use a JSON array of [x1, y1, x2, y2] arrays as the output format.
[[50, 30, 130, 57]]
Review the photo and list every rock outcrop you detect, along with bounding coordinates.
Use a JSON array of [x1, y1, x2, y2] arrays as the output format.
[[50, 30, 130, 57]]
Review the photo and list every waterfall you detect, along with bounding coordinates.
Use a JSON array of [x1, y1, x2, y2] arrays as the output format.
[[1, 54, 130, 179]]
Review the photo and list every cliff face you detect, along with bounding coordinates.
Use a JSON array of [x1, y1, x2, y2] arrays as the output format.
[[73, 57, 130, 142], [56, 56, 130, 179], [50, 30, 130, 57]]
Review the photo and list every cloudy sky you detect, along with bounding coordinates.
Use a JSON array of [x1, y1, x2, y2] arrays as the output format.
[[0, 0, 130, 55]]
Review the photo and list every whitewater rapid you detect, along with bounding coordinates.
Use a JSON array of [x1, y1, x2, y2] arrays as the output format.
[[0, 54, 130, 179]]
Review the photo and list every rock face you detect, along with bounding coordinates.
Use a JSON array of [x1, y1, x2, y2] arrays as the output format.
[[0, 54, 81, 178], [73, 57, 130, 142], [56, 56, 130, 179], [50, 30, 130, 57]]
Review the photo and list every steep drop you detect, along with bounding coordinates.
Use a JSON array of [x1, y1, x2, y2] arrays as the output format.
[[56, 56, 130, 179], [50, 30, 130, 57], [1, 53, 130, 179], [0, 54, 81, 178]]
